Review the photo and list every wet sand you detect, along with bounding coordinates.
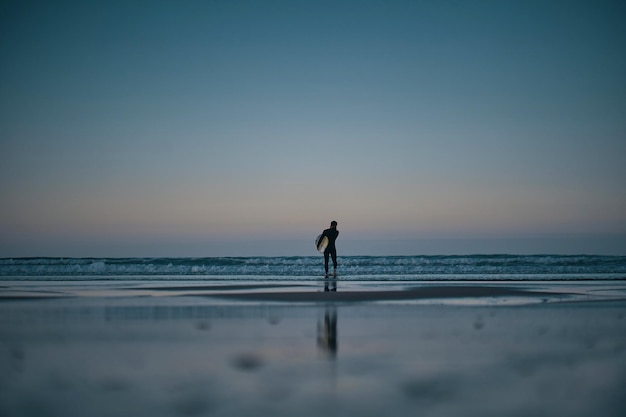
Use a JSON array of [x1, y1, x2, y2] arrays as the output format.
[[1, 280, 625, 416]]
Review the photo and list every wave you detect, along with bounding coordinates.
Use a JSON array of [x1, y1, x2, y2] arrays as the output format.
[[1, 255, 625, 279]]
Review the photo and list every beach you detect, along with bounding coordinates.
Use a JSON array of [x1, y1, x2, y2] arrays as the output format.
[[3, 1, 625, 415], [1, 279, 625, 417]]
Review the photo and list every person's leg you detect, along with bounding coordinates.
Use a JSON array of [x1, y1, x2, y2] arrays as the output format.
[[324, 251, 330, 275], [330, 249, 338, 290]]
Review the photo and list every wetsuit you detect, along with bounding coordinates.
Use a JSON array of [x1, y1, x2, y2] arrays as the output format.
[[321, 227, 339, 274]]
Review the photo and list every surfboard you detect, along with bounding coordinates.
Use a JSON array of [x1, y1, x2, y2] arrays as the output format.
[[315, 234, 329, 253]]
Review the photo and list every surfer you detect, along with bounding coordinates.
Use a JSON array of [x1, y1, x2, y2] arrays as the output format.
[[321, 221, 339, 278]]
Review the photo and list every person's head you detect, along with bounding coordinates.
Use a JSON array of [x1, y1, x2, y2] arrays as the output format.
[[330, 220, 337, 229]]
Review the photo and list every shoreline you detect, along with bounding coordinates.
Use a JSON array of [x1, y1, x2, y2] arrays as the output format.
[[1, 280, 625, 305]]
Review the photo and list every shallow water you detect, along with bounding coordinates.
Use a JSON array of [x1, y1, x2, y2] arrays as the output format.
[[1, 280, 625, 417]]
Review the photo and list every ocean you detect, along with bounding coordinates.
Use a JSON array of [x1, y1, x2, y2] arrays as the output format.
[[2, 255, 625, 281], [2, 254, 626, 417]]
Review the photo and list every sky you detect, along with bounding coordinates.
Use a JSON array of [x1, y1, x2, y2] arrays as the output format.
[[1, 0, 625, 257]]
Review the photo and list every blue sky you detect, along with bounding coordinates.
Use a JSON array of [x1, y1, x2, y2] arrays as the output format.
[[1, 0, 625, 256]]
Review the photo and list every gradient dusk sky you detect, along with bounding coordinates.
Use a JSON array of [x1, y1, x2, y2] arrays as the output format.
[[1, 0, 625, 257]]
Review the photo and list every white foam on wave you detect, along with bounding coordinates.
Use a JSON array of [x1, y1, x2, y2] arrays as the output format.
[[0, 256, 625, 279]]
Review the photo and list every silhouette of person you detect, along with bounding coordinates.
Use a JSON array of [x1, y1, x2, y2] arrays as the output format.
[[321, 221, 339, 280]]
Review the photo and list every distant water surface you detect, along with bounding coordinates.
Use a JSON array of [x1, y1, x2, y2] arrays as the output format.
[[1, 255, 625, 281]]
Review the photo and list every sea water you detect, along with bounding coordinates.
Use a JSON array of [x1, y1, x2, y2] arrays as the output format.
[[2, 256, 626, 417], [1, 255, 625, 281]]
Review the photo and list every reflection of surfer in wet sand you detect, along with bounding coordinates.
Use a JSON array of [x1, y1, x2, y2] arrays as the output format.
[[317, 306, 337, 358], [321, 221, 339, 279]]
